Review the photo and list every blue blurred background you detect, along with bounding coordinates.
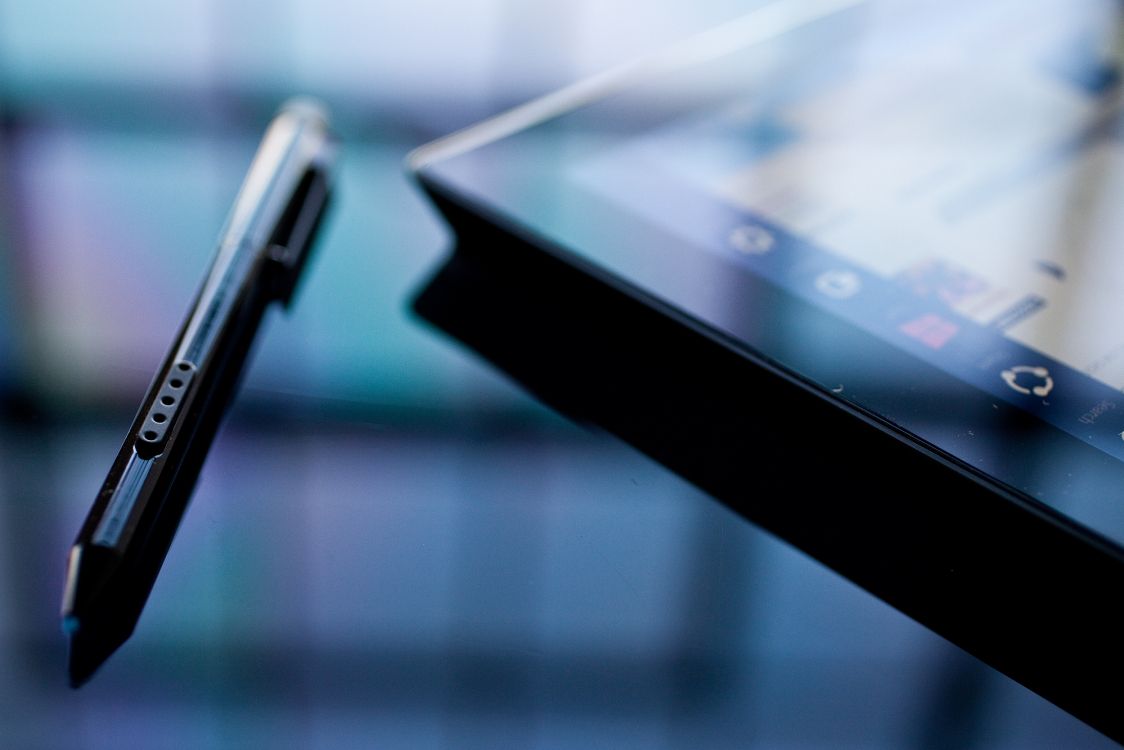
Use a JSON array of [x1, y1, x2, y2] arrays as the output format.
[[0, 0, 1116, 747]]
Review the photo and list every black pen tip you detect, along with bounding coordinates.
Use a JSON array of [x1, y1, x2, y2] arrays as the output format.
[[68, 665, 92, 690], [61, 543, 134, 688], [65, 618, 123, 689], [67, 639, 103, 689], [66, 630, 94, 688]]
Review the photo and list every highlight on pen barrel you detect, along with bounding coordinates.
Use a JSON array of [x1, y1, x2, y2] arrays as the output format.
[[256, 99, 337, 306], [276, 96, 331, 130], [212, 98, 337, 309], [218, 98, 335, 244], [135, 361, 197, 458]]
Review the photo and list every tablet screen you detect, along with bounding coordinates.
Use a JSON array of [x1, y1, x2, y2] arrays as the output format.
[[417, 0, 1124, 547]]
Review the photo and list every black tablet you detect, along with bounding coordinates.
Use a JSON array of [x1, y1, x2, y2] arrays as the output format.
[[410, 0, 1124, 739]]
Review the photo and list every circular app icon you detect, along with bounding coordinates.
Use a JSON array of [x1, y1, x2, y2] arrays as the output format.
[[728, 224, 775, 255], [1000, 365, 1054, 397], [814, 269, 862, 299]]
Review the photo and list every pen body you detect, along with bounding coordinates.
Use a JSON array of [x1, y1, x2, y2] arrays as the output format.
[[63, 250, 276, 677], [61, 101, 335, 686]]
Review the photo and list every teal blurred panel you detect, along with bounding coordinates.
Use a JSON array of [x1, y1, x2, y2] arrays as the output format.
[[0, 0, 215, 89]]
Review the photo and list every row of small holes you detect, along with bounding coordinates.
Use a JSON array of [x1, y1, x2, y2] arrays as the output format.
[[142, 365, 190, 443]]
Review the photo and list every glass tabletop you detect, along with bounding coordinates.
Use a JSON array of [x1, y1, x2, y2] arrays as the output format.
[[0, 0, 1116, 746]]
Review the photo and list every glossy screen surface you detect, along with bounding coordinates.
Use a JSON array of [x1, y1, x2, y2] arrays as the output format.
[[421, 0, 1124, 548]]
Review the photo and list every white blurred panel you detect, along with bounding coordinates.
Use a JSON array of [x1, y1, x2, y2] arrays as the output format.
[[289, 0, 505, 103]]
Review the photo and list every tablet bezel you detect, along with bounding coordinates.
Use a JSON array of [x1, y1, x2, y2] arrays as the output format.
[[409, 0, 1124, 739]]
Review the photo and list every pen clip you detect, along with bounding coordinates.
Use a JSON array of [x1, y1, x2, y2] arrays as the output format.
[[266, 168, 332, 307]]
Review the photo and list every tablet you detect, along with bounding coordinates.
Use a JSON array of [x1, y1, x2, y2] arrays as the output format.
[[410, 0, 1124, 738]]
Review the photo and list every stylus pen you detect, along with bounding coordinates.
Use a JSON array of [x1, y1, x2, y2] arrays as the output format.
[[60, 99, 337, 687]]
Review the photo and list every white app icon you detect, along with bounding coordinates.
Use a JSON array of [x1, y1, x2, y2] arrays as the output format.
[[728, 224, 775, 255], [814, 269, 861, 299], [1001, 365, 1054, 397]]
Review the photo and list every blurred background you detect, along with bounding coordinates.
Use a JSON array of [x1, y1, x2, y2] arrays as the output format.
[[0, 0, 1117, 747]]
